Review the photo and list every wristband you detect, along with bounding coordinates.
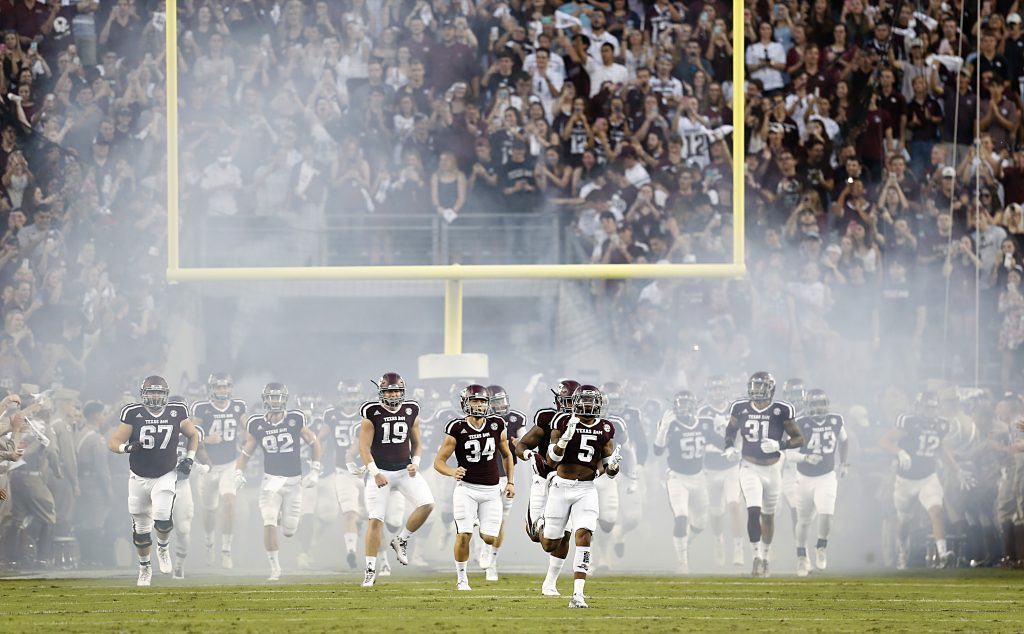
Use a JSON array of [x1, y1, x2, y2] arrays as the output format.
[[368, 462, 380, 476], [118, 442, 129, 454], [186, 449, 196, 460], [412, 456, 421, 467], [547, 444, 563, 462], [557, 437, 569, 450], [311, 461, 321, 472]]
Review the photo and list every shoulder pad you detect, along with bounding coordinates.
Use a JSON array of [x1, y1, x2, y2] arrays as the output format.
[[359, 401, 377, 419], [444, 419, 460, 435], [119, 403, 144, 423]]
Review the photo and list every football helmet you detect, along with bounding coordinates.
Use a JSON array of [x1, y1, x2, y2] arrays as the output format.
[[376, 372, 406, 409], [916, 390, 939, 413], [487, 385, 509, 416], [705, 375, 728, 404], [553, 379, 581, 413], [783, 378, 807, 410], [295, 393, 320, 418], [572, 385, 603, 418], [747, 371, 776, 402], [460, 384, 490, 417], [600, 381, 623, 415], [673, 390, 698, 420], [337, 380, 363, 410], [207, 372, 233, 402], [806, 389, 829, 417], [140, 376, 170, 410], [262, 382, 289, 412]]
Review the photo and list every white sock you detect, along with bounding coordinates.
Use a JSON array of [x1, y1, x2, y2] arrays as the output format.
[[672, 536, 688, 562], [936, 539, 948, 557], [751, 541, 762, 559], [267, 550, 280, 568], [573, 546, 592, 576], [544, 555, 565, 585], [398, 527, 412, 541], [344, 532, 358, 554], [734, 537, 744, 555], [222, 534, 233, 552], [573, 578, 586, 596], [489, 547, 499, 567], [455, 559, 468, 582], [205, 533, 215, 548], [762, 542, 772, 561], [365, 556, 377, 571], [139, 553, 151, 565]]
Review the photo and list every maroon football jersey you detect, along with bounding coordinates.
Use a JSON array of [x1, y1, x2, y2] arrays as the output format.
[[531, 408, 559, 477], [445, 416, 506, 486], [497, 409, 527, 478], [362, 400, 421, 470], [552, 413, 615, 474]]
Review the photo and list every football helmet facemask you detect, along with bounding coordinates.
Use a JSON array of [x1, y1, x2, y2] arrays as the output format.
[[461, 384, 490, 417], [207, 372, 233, 402], [376, 372, 406, 409], [487, 385, 509, 416], [262, 382, 289, 412], [747, 371, 776, 402], [806, 389, 829, 417], [600, 381, 623, 415], [553, 379, 581, 413], [572, 385, 603, 418], [783, 378, 807, 410], [673, 390, 698, 420], [140, 375, 170, 410]]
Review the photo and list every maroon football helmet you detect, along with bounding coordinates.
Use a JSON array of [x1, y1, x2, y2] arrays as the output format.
[[460, 384, 490, 417], [553, 379, 581, 413], [377, 372, 406, 408]]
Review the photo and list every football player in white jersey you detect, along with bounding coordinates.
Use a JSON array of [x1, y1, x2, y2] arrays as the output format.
[[234, 383, 322, 581], [792, 389, 848, 576]]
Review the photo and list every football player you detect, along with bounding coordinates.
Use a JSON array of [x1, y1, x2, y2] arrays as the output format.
[[699, 375, 745, 566], [545, 385, 621, 609], [792, 389, 849, 576], [598, 382, 641, 562], [654, 390, 715, 572], [320, 380, 366, 568], [190, 373, 247, 569], [515, 378, 580, 596], [358, 372, 435, 587], [296, 393, 338, 570], [780, 378, 807, 538], [233, 383, 322, 581], [881, 391, 971, 569], [723, 371, 804, 578], [477, 384, 526, 580], [107, 376, 201, 587], [433, 385, 515, 590]]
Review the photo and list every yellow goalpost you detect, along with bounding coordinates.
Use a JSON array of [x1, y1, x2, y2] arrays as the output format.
[[163, 0, 746, 359]]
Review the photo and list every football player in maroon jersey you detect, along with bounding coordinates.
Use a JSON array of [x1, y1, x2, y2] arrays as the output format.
[[432, 385, 515, 590], [516, 378, 579, 596], [544, 385, 621, 608], [358, 372, 435, 587]]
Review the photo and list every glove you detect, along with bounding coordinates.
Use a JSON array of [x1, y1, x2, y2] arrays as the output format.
[[958, 469, 976, 491], [303, 470, 320, 488], [723, 446, 741, 462], [195, 462, 211, 475], [347, 462, 367, 476], [897, 450, 912, 471], [233, 469, 247, 493], [119, 440, 144, 454], [760, 438, 781, 454], [522, 448, 537, 463], [176, 457, 194, 476], [558, 417, 579, 448], [607, 445, 622, 473], [800, 453, 823, 465]]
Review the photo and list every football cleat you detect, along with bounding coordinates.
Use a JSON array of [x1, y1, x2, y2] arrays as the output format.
[[172, 562, 185, 580], [542, 583, 561, 596], [478, 545, 492, 570], [361, 567, 377, 587], [815, 547, 828, 571], [796, 556, 810, 577], [297, 552, 313, 570], [938, 551, 956, 569], [391, 537, 409, 565], [761, 559, 771, 578], [221, 551, 233, 570], [268, 565, 282, 582], [347, 551, 357, 569], [156, 546, 172, 574], [379, 560, 392, 577], [568, 594, 589, 608], [486, 566, 498, 582], [751, 557, 763, 578], [456, 580, 472, 591], [137, 564, 152, 587]]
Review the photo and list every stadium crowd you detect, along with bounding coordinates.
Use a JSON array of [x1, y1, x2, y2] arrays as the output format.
[[0, 0, 1022, 576]]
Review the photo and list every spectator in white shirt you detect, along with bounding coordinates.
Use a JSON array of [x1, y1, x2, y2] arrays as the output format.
[[529, 48, 564, 120], [586, 11, 620, 60], [745, 22, 787, 94], [587, 42, 629, 97]]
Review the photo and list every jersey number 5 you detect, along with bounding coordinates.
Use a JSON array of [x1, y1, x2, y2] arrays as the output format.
[[577, 435, 597, 463], [139, 424, 173, 450]]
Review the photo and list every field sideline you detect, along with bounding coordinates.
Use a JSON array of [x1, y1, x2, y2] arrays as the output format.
[[0, 571, 1021, 633]]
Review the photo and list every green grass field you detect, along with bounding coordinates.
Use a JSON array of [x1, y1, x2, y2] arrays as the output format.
[[1, 571, 1022, 633]]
